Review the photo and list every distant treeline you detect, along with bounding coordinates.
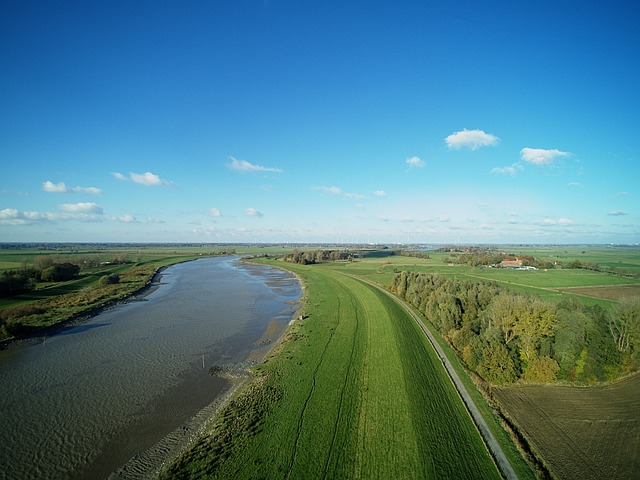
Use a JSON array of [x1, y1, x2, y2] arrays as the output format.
[[281, 249, 353, 265], [437, 247, 638, 277], [0, 254, 132, 298], [391, 271, 639, 384]]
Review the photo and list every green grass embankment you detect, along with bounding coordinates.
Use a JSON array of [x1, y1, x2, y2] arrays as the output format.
[[164, 262, 504, 479]]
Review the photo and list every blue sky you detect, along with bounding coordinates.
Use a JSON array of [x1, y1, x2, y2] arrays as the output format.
[[1, 1, 638, 244]]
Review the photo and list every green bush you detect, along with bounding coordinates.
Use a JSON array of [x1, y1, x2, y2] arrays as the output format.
[[99, 273, 120, 285]]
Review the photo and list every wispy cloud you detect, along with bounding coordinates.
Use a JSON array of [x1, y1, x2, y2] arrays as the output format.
[[491, 163, 522, 176], [0, 203, 123, 225], [539, 218, 574, 226], [608, 210, 627, 216], [113, 171, 175, 187], [312, 185, 365, 200], [245, 208, 264, 217], [313, 186, 343, 195], [373, 190, 387, 197], [406, 156, 425, 168], [111, 214, 138, 223], [43, 180, 102, 195], [344, 192, 365, 200], [209, 208, 222, 217], [445, 129, 499, 150], [227, 156, 282, 173], [58, 202, 104, 214], [520, 148, 570, 165]]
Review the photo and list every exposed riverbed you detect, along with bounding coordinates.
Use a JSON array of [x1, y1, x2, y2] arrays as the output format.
[[0, 257, 301, 479]]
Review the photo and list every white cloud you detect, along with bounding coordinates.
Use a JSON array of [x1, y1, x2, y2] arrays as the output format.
[[540, 218, 573, 226], [313, 185, 365, 200], [0, 204, 107, 225], [43, 180, 102, 195], [344, 192, 365, 200], [520, 147, 570, 165], [114, 214, 138, 223], [209, 208, 222, 217], [567, 182, 582, 187], [608, 210, 627, 216], [313, 186, 343, 195], [0, 208, 44, 225], [43, 181, 67, 192], [246, 208, 264, 217], [445, 129, 499, 150], [406, 156, 424, 168], [373, 190, 387, 197], [58, 202, 104, 214], [490, 163, 522, 176], [113, 171, 175, 187], [227, 156, 282, 173]]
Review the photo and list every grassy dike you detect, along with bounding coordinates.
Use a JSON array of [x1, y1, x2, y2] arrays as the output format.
[[162, 260, 521, 479]]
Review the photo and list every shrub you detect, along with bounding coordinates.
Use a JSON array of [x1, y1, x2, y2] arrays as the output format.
[[99, 273, 121, 285], [40, 263, 80, 282]]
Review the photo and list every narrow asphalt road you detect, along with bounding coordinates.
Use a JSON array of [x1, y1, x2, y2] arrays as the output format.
[[348, 274, 519, 480]]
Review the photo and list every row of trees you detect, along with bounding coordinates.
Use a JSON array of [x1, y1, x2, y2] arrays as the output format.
[[0, 263, 82, 298], [281, 249, 353, 265], [440, 249, 557, 269], [436, 247, 638, 278], [564, 259, 638, 278], [390, 271, 639, 384]]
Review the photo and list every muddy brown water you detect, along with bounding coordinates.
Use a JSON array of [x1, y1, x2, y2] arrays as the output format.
[[0, 257, 301, 479]]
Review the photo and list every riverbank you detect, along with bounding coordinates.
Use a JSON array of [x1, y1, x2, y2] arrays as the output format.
[[0, 256, 302, 480], [111, 262, 303, 479], [1, 260, 186, 350]]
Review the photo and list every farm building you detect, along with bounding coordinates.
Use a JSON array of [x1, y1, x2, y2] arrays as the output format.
[[500, 259, 523, 268]]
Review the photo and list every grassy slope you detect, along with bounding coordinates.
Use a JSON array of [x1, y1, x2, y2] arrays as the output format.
[[164, 262, 504, 479]]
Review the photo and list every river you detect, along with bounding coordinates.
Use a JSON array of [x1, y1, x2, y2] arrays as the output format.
[[0, 257, 301, 479]]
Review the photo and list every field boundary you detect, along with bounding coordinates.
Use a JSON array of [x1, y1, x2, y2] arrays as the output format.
[[345, 274, 518, 480]]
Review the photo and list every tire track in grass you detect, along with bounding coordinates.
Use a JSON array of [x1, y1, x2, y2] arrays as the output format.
[[286, 279, 344, 479], [323, 280, 360, 480], [347, 274, 518, 480]]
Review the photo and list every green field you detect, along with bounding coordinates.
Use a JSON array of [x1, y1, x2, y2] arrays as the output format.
[[3, 244, 639, 478], [164, 262, 527, 479]]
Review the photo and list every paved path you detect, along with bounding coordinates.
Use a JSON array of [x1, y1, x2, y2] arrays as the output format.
[[348, 275, 519, 480]]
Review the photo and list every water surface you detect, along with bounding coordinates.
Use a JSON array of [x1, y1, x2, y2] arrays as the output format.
[[0, 257, 300, 479]]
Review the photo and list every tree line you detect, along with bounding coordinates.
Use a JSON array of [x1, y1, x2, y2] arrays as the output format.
[[281, 249, 353, 265], [437, 247, 638, 278], [0, 253, 131, 298], [390, 271, 639, 384]]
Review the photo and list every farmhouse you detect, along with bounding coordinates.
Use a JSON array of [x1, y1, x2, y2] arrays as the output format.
[[498, 258, 537, 270], [500, 259, 523, 268]]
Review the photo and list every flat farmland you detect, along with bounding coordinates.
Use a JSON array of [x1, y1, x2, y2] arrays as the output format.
[[494, 374, 640, 480], [555, 283, 640, 301]]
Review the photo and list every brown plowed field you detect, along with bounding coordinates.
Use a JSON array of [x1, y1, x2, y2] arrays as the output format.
[[555, 284, 640, 301], [494, 374, 640, 480]]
